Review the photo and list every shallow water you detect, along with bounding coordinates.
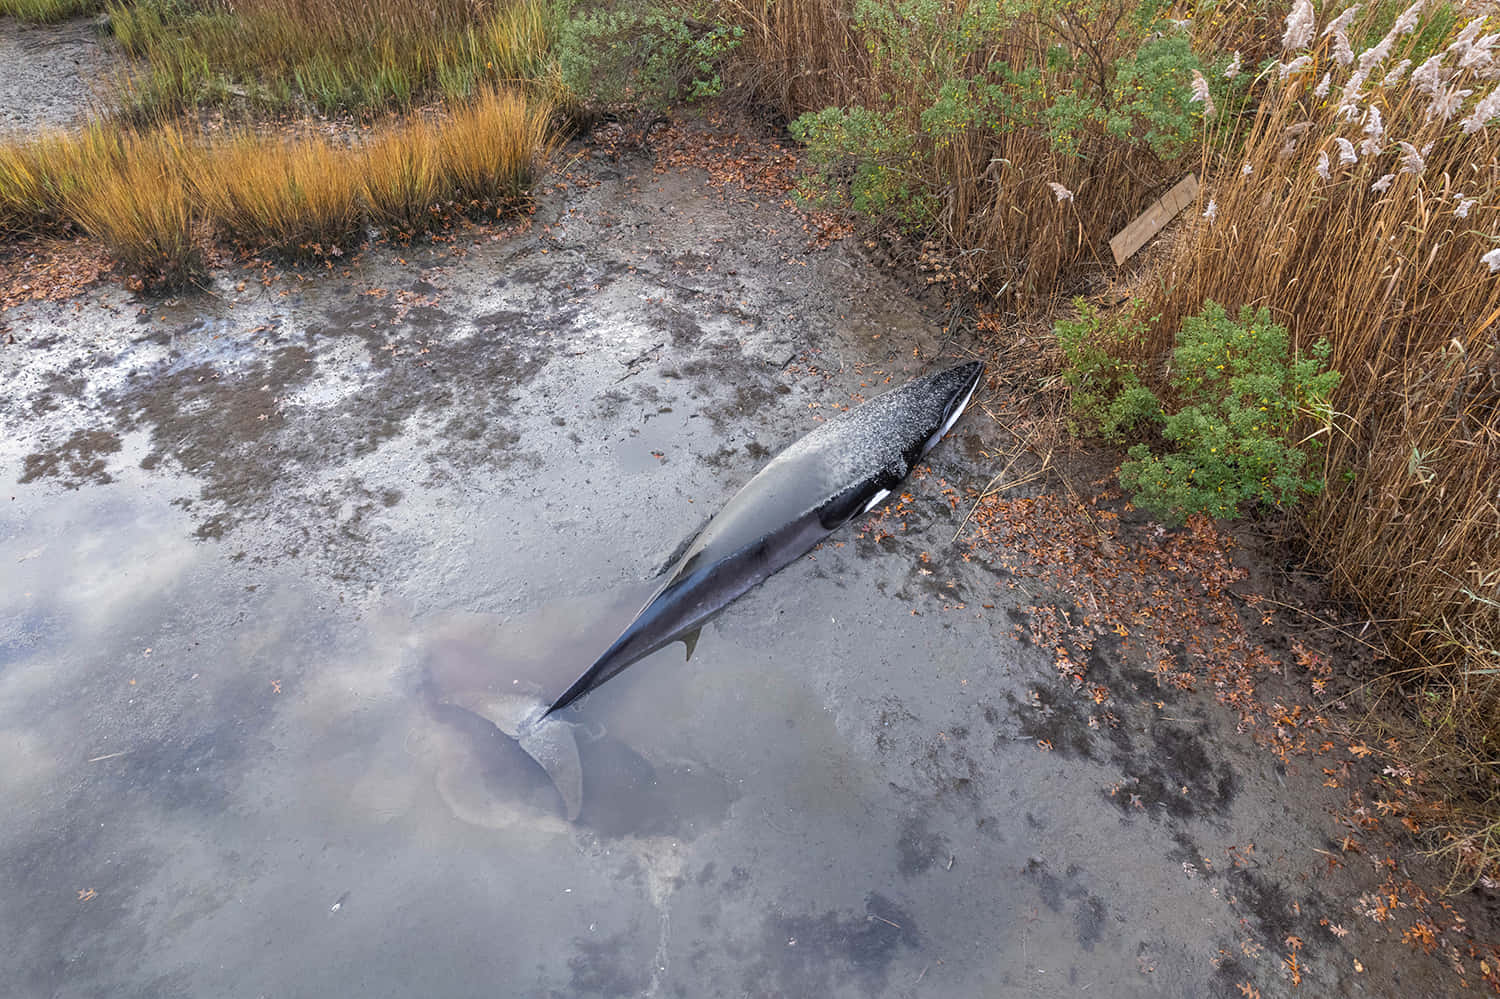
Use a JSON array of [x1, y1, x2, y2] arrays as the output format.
[[0, 437, 1042, 998]]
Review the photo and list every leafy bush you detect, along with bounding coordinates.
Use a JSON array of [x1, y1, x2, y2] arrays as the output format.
[[1061, 300, 1341, 523], [556, 1, 743, 109], [789, 106, 932, 224], [1113, 302, 1341, 523]]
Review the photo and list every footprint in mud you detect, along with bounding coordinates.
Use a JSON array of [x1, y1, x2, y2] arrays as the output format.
[[405, 599, 734, 839]]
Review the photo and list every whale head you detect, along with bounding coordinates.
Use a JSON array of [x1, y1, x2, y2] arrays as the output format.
[[914, 360, 985, 460]]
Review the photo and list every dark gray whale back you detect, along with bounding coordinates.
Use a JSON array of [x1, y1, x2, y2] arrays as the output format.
[[678, 360, 983, 565], [544, 360, 984, 716]]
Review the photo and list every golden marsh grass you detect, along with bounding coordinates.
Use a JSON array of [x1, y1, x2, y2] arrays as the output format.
[[0, 89, 556, 281]]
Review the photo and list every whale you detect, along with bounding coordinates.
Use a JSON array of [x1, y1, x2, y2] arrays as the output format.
[[543, 359, 985, 717]]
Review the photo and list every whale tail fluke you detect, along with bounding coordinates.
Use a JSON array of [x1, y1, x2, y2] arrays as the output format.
[[451, 691, 585, 821]]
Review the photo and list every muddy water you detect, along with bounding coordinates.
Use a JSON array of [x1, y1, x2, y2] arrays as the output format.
[[0, 143, 1480, 997]]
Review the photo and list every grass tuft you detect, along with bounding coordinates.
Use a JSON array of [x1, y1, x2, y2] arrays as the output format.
[[0, 125, 119, 237], [66, 126, 204, 289], [0, 0, 101, 22], [191, 133, 363, 258], [440, 87, 557, 210], [359, 119, 447, 235], [0, 89, 556, 283]]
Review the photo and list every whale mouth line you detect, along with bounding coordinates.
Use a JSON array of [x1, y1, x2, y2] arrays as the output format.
[[923, 365, 982, 457]]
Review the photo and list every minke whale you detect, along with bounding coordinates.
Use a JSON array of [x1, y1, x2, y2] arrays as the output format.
[[543, 359, 985, 717]]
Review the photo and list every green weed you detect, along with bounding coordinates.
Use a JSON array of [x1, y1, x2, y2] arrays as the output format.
[[0, 0, 101, 22], [555, 0, 744, 110]]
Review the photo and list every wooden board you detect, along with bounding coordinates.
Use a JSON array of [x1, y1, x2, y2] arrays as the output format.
[[1109, 174, 1200, 266]]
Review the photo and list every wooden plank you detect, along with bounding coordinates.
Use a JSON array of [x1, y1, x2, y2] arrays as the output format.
[[1109, 174, 1200, 266]]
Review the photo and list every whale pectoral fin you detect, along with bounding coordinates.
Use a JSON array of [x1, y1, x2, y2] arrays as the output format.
[[681, 627, 701, 661], [819, 459, 909, 529], [516, 719, 584, 821]]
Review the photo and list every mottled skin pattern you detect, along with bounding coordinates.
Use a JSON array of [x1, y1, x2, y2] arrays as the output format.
[[545, 361, 985, 716]]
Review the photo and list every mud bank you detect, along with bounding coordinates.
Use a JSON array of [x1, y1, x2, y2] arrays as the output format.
[[1, 125, 1493, 998], [0, 16, 114, 135]]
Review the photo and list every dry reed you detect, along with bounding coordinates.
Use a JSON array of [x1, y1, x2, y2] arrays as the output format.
[[1144, 1, 1500, 880], [718, 0, 1194, 306], [719, 0, 869, 113], [0, 89, 556, 283]]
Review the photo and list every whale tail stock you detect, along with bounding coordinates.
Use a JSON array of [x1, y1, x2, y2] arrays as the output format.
[[541, 624, 701, 719]]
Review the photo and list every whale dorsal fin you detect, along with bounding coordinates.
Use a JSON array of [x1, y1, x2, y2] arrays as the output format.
[[681, 627, 701, 661]]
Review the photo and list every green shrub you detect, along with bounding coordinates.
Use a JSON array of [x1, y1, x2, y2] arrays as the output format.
[[786, 0, 1210, 228], [556, 1, 743, 110], [790, 106, 934, 225], [1114, 302, 1341, 523]]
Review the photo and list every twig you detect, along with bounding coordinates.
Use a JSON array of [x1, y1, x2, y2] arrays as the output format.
[[87, 751, 128, 763], [949, 417, 1055, 544]]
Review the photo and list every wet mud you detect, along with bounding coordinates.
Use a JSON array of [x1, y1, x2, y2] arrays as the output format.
[[0, 15, 114, 134], [1, 118, 1494, 998]]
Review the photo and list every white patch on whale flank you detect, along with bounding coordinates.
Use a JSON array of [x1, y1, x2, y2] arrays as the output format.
[[861, 488, 892, 514]]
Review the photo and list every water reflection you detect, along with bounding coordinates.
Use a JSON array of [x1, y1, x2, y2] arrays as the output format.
[[408, 589, 734, 839]]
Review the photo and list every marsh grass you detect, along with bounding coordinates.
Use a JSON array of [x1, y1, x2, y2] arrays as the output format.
[[0, 89, 555, 283], [1132, 1, 1500, 878], [359, 120, 446, 235], [0, 124, 120, 236], [0, 0, 101, 22], [191, 134, 362, 257], [718, 0, 1204, 305], [65, 126, 204, 288], [440, 87, 557, 209], [107, 0, 560, 118]]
